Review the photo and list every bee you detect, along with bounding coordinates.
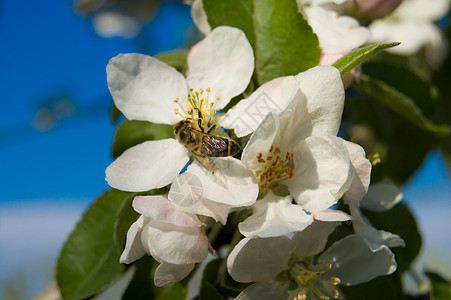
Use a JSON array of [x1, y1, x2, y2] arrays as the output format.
[[174, 120, 240, 173]]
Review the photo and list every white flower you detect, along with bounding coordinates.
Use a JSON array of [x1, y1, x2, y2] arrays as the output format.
[[225, 66, 354, 220], [168, 157, 259, 224], [302, 5, 371, 65], [120, 195, 209, 286], [342, 141, 405, 250], [105, 25, 254, 192], [227, 221, 398, 299], [368, 0, 450, 66]]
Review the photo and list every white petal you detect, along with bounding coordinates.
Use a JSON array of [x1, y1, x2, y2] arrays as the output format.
[[227, 237, 292, 283], [289, 136, 353, 212], [186, 26, 254, 109], [291, 221, 339, 260], [119, 216, 146, 264], [219, 76, 302, 137], [107, 53, 187, 124], [350, 205, 405, 249], [342, 140, 372, 206], [191, 0, 211, 36], [239, 191, 313, 238], [235, 282, 291, 300], [132, 196, 203, 227], [361, 182, 403, 212], [319, 234, 398, 285], [168, 157, 258, 223], [143, 221, 208, 265], [313, 209, 352, 222], [154, 262, 195, 287], [304, 6, 370, 53], [295, 65, 345, 137], [105, 139, 189, 192]]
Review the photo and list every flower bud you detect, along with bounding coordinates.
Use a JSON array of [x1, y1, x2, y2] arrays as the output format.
[[355, 0, 402, 18]]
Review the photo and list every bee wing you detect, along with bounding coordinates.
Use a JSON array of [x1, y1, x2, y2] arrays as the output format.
[[201, 135, 240, 157], [192, 155, 215, 173]]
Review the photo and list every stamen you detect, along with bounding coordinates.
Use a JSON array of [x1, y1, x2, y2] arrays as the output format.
[[253, 147, 295, 191]]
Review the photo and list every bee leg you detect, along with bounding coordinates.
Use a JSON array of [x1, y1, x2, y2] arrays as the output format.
[[206, 123, 217, 134], [198, 118, 204, 133]]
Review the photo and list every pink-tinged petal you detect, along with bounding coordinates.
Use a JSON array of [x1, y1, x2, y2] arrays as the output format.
[[313, 209, 352, 222], [295, 66, 345, 137], [360, 182, 402, 212], [119, 216, 147, 264], [154, 262, 195, 287], [107, 53, 187, 125], [168, 157, 258, 223], [219, 76, 302, 137], [105, 139, 189, 192], [143, 221, 208, 265], [132, 196, 203, 227], [238, 191, 313, 238], [343, 140, 372, 206], [186, 26, 254, 109], [319, 234, 398, 285], [227, 237, 293, 283], [288, 136, 353, 212], [291, 221, 339, 260]]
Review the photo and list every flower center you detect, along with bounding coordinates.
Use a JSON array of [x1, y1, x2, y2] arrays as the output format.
[[288, 262, 341, 300], [173, 88, 220, 132], [254, 146, 295, 191]]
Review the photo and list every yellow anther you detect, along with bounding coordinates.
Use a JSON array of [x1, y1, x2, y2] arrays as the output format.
[[332, 289, 339, 299], [174, 98, 180, 103], [199, 88, 204, 94], [215, 96, 221, 101], [206, 87, 211, 92], [330, 277, 340, 286], [174, 108, 179, 114]]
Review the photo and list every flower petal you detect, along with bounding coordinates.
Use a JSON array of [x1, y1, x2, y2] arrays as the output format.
[[294, 65, 345, 137], [107, 53, 187, 124], [319, 234, 398, 285], [154, 262, 195, 287], [288, 136, 353, 212], [291, 221, 339, 260], [313, 209, 352, 222], [360, 182, 403, 212], [132, 195, 203, 227], [235, 282, 291, 300], [186, 26, 254, 109], [239, 191, 313, 238], [142, 221, 208, 265], [227, 236, 293, 283], [342, 140, 372, 206], [119, 216, 146, 264], [105, 139, 189, 192], [168, 157, 258, 223], [191, 0, 211, 36], [219, 76, 302, 137]]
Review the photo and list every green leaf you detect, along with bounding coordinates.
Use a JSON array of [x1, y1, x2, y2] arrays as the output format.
[[203, 0, 320, 84], [57, 189, 136, 300], [426, 271, 451, 300], [332, 42, 400, 76], [156, 50, 188, 73], [362, 202, 422, 273], [357, 74, 450, 136], [122, 256, 187, 300], [199, 259, 226, 300], [339, 273, 401, 300], [112, 120, 174, 158]]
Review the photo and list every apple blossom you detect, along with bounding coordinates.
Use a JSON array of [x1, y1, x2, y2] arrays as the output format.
[[105, 25, 254, 192], [227, 221, 398, 299], [368, 0, 450, 67], [120, 195, 209, 286]]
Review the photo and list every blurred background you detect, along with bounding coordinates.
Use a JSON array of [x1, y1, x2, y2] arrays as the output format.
[[0, 0, 449, 299]]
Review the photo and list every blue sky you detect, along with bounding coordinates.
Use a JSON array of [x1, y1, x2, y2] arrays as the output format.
[[0, 1, 450, 299]]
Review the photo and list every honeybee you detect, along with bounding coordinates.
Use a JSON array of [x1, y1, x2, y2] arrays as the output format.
[[174, 120, 240, 173]]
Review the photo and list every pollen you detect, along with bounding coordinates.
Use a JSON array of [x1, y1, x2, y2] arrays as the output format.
[[253, 145, 295, 191]]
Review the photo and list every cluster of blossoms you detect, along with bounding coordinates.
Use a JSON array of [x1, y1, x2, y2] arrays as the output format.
[[101, 0, 445, 296]]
